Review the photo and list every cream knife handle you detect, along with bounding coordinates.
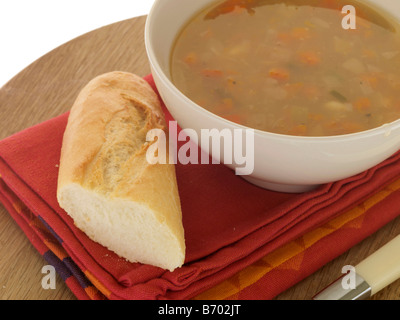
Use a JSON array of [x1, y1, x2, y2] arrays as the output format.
[[355, 234, 400, 296]]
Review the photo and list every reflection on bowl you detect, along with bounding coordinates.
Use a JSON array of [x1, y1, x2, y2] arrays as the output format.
[[145, 0, 400, 193]]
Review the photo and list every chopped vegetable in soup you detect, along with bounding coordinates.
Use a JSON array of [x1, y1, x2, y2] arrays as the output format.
[[170, 0, 400, 136]]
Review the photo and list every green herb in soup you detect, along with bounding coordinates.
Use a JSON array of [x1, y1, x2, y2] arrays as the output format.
[[170, 0, 400, 136]]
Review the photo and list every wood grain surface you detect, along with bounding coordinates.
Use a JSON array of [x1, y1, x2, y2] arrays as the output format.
[[0, 16, 399, 300]]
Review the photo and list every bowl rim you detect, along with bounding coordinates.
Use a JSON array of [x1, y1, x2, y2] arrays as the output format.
[[144, 0, 400, 142]]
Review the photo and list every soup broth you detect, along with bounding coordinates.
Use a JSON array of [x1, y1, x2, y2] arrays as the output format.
[[170, 0, 400, 136]]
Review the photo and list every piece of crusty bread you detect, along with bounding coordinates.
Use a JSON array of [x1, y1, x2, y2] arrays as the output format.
[[57, 71, 185, 271]]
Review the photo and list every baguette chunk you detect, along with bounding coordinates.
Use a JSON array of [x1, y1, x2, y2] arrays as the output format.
[[57, 72, 185, 271]]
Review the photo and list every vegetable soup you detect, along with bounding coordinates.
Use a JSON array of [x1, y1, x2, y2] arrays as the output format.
[[170, 0, 400, 136]]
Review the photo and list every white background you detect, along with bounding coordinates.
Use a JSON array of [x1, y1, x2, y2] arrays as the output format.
[[0, 1, 154, 87]]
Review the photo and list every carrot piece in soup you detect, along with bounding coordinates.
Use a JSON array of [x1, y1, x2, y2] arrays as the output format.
[[323, 120, 345, 135], [303, 85, 321, 99], [225, 78, 244, 98], [201, 69, 224, 78], [360, 74, 379, 89], [224, 114, 243, 125], [284, 82, 304, 97], [363, 29, 374, 38], [394, 100, 400, 112], [230, 5, 246, 15], [321, 0, 340, 10], [276, 28, 312, 45], [308, 113, 324, 122], [289, 124, 308, 136], [304, 20, 316, 28], [357, 18, 372, 29], [394, 81, 400, 91], [200, 27, 213, 39], [291, 27, 311, 40], [353, 97, 371, 111], [342, 122, 365, 134], [277, 32, 293, 43], [216, 98, 234, 113], [184, 52, 198, 65], [226, 77, 237, 88], [205, 0, 246, 19], [362, 49, 377, 59], [298, 51, 320, 65], [269, 68, 290, 81]]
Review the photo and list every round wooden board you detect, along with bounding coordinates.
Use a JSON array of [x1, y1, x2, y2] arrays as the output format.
[[0, 16, 399, 300]]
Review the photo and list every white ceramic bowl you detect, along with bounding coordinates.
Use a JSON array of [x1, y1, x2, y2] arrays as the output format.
[[145, 0, 400, 193]]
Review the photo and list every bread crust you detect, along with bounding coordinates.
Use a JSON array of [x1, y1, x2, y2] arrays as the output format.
[[57, 71, 185, 269]]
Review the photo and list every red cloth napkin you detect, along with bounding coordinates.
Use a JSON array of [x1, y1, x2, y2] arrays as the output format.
[[0, 74, 400, 300]]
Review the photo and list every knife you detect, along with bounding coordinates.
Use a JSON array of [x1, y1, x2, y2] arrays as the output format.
[[313, 234, 400, 300]]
